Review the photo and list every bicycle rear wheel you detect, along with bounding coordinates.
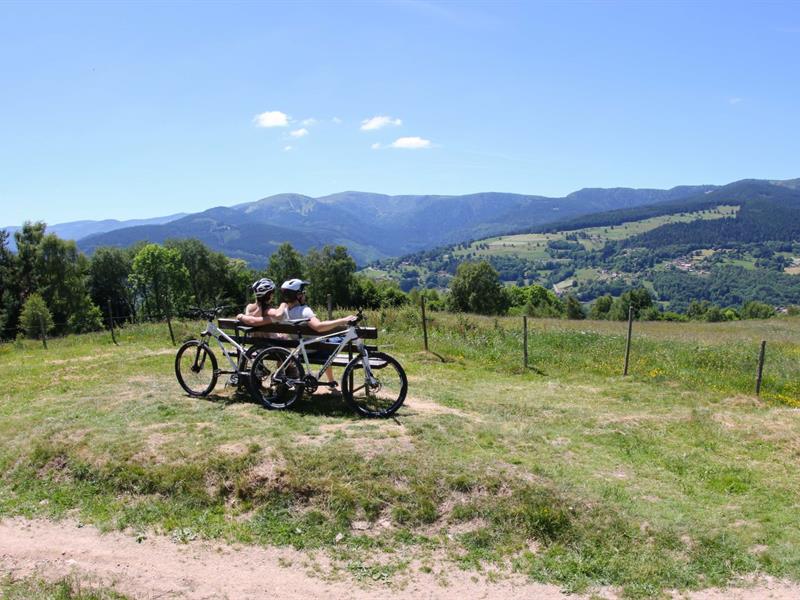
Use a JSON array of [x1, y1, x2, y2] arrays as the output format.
[[342, 352, 407, 418], [248, 347, 305, 409], [175, 340, 218, 397]]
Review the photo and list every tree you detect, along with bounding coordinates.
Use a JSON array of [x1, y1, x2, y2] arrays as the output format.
[[523, 285, 563, 318], [166, 238, 218, 307], [704, 305, 725, 322], [18, 293, 53, 339], [36, 233, 101, 334], [590, 295, 614, 320], [565, 295, 586, 320], [89, 246, 134, 323], [351, 277, 408, 309], [67, 295, 104, 333], [447, 261, 509, 315], [267, 243, 305, 289], [304, 245, 356, 307], [0, 229, 20, 338], [130, 244, 190, 320], [165, 238, 254, 308], [14, 222, 46, 299], [610, 287, 654, 320], [741, 300, 775, 319]]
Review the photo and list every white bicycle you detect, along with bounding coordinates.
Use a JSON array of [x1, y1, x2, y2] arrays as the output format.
[[247, 311, 407, 418]]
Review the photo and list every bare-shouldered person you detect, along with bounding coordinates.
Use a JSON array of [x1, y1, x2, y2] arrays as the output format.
[[279, 279, 356, 391], [236, 278, 287, 327]]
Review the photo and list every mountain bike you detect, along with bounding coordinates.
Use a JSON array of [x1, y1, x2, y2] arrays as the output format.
[[174, 306, 258, 397], [247, 312, 407, 418]]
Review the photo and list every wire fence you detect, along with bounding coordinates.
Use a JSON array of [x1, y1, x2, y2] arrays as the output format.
[[1, 295, 792, 403]]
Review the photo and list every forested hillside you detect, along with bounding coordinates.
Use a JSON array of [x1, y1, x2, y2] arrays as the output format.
[[371, 180, 800, 310]]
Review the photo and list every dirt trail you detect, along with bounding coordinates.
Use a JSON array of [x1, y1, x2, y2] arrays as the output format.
[[0, 518, 570, 599], [1, 518, 798, 600]]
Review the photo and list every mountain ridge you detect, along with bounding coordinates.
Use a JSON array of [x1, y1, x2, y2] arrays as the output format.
[[74, 184, 722, 266]]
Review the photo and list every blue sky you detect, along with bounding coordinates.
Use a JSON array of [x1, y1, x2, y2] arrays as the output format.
[[1, 1, 799, 225]]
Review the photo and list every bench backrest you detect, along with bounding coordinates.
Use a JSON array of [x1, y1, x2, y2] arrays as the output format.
[[217, 318, 378, 339]]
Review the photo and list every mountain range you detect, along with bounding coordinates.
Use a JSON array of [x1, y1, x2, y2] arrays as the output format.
[[4, 179, 796, 267], [68, 186, 719, 266], [2, 213, 187, 253]]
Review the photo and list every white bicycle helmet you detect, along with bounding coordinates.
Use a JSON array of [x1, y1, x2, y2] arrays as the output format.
[[252, 278, 276, 298], [280, 278, 310, 292]]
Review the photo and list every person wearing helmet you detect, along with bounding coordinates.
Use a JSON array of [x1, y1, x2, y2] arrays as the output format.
[[236, 278, 287, 326], [279, 279, 356, 332], [280, 279, 357, 392]]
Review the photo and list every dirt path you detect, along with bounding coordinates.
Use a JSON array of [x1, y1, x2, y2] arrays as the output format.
[[1, 518, 798, 599], [0, 518, 571, 599]]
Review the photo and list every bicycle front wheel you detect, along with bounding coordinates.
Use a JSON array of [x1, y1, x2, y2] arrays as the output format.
[[342, 352, 407, 418], [175, 340, 218, 397], [248, 347, 305, 409]]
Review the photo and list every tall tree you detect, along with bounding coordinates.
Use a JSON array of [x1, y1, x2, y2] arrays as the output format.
[[267, 243, 305, 290], [89, 246, 135, 323], [14, 222, 46, 300], [304, 245, 356, 307], [0, 230, 19, 337], [447, 261, 509, 315], [130, 244, 190, 320]]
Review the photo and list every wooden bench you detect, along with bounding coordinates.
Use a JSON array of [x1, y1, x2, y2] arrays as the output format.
[[217, 318, 378, 367]]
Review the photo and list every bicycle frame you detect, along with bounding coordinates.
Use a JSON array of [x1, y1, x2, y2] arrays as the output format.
[[200, 319, 248, 375], [275, 324, 376, 385]]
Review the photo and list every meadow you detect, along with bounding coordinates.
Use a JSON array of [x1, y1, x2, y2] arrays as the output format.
[[1, 311, 799, 598]]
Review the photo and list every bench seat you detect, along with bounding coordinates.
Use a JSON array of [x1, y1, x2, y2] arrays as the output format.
[[217, 318, 377, 339], [216, 318, 378, 364]]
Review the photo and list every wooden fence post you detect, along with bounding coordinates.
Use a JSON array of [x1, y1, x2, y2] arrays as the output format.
[[421, 296, 429, 352], [755, 340, 767, 396], [165, 299, 176, 346], [107, 300, 118, 345], [39, 314, 48, 350], [623, 306, 634, 376], [327, 294, 333, 320], [523, 315, 528, 369]]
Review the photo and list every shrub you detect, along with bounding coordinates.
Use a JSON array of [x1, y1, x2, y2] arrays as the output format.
[[18, 293, 54, 339]]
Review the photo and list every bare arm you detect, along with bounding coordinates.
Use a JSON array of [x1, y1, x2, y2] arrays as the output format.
[[266, 302, 287, 320], [237, 314, 273, 326], [307, 315, 356, 333], [237, 302, 270, 326]]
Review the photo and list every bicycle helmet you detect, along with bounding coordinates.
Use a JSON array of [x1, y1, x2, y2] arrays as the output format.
[[280, 279, 310, 292], [252, 278, 276, 298]]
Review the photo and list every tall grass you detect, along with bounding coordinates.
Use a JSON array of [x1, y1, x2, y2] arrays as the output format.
[[369, 308, 800, 406]]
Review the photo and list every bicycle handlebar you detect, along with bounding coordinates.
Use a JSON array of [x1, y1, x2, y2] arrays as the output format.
[[186, 305, 232, 320]]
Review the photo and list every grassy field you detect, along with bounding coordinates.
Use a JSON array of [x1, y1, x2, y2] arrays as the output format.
[[1, 312, 799, 598]]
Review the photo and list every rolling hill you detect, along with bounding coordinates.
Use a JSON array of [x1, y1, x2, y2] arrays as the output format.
[[372, 179, 800, 310], [73, 185, 715, 266], [2, 213, 187, 253]]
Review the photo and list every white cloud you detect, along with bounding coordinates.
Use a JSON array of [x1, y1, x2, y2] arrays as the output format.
[[290, 127, 309, 138], [728, 97, 743, 105], [283, 145, 293, 152], [332, 117, 343, 124], [301, 118, 317, 127], [360, 115, 402, 131], [389, 136, 432, 149], [254, 110, 289, 127], [371, 142, 382, 150]]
